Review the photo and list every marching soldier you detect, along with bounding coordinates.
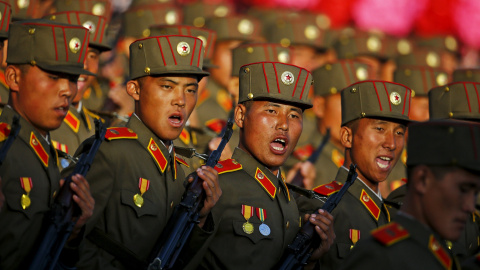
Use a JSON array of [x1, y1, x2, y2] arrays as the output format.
[[184, 61, 335, 270], [304, 80, 413, 270], [47, 11, 111, 169], [340, 120, 480, 270], [0, 19, 95, 269], [67, 35, 221, 269]]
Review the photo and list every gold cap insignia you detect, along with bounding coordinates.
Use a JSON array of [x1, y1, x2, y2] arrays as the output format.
[[92, 3, 105, 16], [367, 36, 381, 52], [238, 19, 254, 35], [17, 0, 29, 9], [278, 51, 290, 63], [281, 71, 294, 86], [390, 92, 402, 105], [214, 5, 229, 17], [142, 28, 150, 38], [166, 10, 178, 25], [397, 39, 411, 55], [197, 35, 207, 48], [193, 17, 205, 27], [304, 25, 319, 40], [69, 37, 81, 54], [177, 41, 190, 56], [436, 73, 448, 86], [426, 51, 440, 67], [316, 14, 331, 30], [445, 35, 458, 51], [83, 21, 96, 33], [356, 67, 368, 81]]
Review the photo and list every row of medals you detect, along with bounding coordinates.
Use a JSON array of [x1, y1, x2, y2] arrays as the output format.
[[243, 221, 271, 236]]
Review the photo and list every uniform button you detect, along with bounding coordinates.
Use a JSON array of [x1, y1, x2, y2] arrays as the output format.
[[53, 191, 57, 198], [170, 201, 174, 208], [167, 166, 171, 172], [286, 221, 290, 229]]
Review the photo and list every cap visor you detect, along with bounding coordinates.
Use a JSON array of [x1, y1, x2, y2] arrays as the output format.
[[38, 63, 96, 76]]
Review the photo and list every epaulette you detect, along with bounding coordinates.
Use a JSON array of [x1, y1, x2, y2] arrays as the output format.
[[179, 129, 190, 145], [175, 156, 190, 167], [52, 140, 69, 154], [197, 88, 210, 106], [85, 108, 105, 123], [214, 158, 242, 174], [205, 119, 227, 134], [372, 222, 409, 246], [0, 122, 11, 142], [105, 127, 138, 141], [217, 90, 233, 112], [313, 181, 343, 196], [292, 144, 314, 161]]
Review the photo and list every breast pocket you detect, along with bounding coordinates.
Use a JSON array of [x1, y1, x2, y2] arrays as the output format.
[[120, 189, 160, 218], [232, 220, 273, 244], [337, 242, 353, 259], [5, 178, 50, 220]]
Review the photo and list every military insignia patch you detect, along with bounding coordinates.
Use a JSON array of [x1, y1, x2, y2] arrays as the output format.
[[390, 92, 401, 105], [238, 19, 254, 35], [177, 42, 190, 56], [165, 10, 178, 25], [92, 3, 105, 16], [313, 181, 343, 196], [197, 35, 207, 47], [436, 73, 448, 86], [281, 71, 294, 86], [426, 51, 440, 68], [372, 222, 409, 246], [367, 36, 381, 52], [278, 51, 290, 63], [213, 159, 242, 174], [356, 67, 368, 81], [255, 168, 276, 199], [429, 235, 452, 270], [17, 0, 29, 9], [397, 39, 411, 55], [304, 25, 319, 40], [214, 5, 229, 17], [83, 21, 96, 33], [69, 37, 81, 54], [360, 189, 380, 220]]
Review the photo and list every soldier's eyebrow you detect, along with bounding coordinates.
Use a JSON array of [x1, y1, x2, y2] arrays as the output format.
[[290, 107, 302, 114], [264, 102, 282, 108]]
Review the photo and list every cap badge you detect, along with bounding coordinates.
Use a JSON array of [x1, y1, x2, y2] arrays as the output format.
[[426, 52, 440, 67], [316, 14, 331, 30], [445, 35, 458, 51], [436, 73, 448, 86], [92, 3, 105, 16], [177, 42, 190, 56], [197, 35, 207, 48], [397, 39, 411, 55], [69, 38, 81, 54], [83, 21, 96, 33], [214, 5, 229, 17], [17, 0, 29, 9], [356, 67, 368, 81], [238, 19, 254, 35], [304, 25, 319, 40], [278, 51, 290, 63], [281, 71, 294, 86], [367, 36, 381, 52], [165, 10, 178, 25], [390, 92, 402, 105]]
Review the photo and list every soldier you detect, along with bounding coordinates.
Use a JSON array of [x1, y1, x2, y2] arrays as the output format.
[[0, 19, 95, 269], [68, 35, 221, 269], [184, 61, 335, 269], [340, 120, 480, 270], [47, 11, 111, 169], [304, 80, 412, 270]]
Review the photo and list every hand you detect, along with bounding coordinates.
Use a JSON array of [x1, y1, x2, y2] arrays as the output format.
[[187, 166, 222, 228], [208, 137, 233, 161], [60, 174, 95, 240], [286, 161, 316, 189], [305, 209, 335, 267]]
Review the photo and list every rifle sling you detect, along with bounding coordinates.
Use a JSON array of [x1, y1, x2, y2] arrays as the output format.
[[87, 228, 149, 269]]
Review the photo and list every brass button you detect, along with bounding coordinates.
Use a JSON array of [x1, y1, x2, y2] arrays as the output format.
[[144, 67, 151, 74], [286, 221, 290, 229], [170, 201, 174, 208]]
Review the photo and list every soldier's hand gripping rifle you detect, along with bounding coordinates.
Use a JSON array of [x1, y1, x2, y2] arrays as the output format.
[[148, 117, 234, 270], [289, 128, 330, 188], [28, 120, 107, 270], [277, 164, 358, 270], [0, 116, 21, 167]]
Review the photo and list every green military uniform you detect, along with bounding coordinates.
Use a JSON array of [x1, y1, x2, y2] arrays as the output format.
[[186, 61, 315, 269], [82, 77, 110, 112], [66, 35, 212, 269], [462, 252, 480, 270], [342, 120, 480, 269], [0, 19, 92, 269]]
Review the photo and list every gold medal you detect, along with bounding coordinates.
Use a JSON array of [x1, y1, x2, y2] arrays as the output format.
[[21, 194, 31, 209], [243, 222, 254, 234], [133, 193, 144, 207]]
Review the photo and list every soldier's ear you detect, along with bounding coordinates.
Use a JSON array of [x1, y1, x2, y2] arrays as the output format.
[[5, 65, 20, 92], [235, 103, 246, 128], [126, 80, 140, 100], [410, 165, 430, 196], [340, 126, 353, 148], [312, 96, 325, 118]]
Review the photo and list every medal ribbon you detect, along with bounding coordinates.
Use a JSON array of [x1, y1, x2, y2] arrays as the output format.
[[20, 177, 32, 194], [256, 207, 267, 223], [242, 205, 254, 221], [138, 178, 150, 195]]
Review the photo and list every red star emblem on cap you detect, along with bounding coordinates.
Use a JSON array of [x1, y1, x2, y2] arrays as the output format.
[[182, 45, 188, 52], [285, 74, 292, 81]]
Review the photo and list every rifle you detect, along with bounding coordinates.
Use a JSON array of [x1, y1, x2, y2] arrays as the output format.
[[28, 119, 107, 270], [290, 128, 331, 188], [277, 164, 358, 270], [148, 117, 234, 270], [0, 116, 21, 166]]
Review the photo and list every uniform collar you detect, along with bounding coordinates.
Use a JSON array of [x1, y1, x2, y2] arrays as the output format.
[[132, 113, 173, 153]]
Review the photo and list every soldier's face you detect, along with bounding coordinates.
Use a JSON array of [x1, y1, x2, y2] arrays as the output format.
[[410, 96, 429, 122], [419, 166, 480, 241], [129, 76, 198, 141], [8, 65, 78, 136], [348, 118, 406, 184], [75, 47, 100, 103], [237, 101, 303, 171]]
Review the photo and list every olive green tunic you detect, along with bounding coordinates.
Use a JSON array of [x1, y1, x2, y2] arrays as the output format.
[[0, 106, 62, 269]]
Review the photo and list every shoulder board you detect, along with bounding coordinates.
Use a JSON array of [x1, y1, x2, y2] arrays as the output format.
[[217, 90, 233, 112], [313, 180, 343, 196], [52, 140, 69, 154], [175, 156, 190, 167], [372, 222, 410, 246], [214, 159, 242, 174], [0, 122, 11, 142], [205, 119, 227, 134], [197, 88, 211, 106], [105, 127, 138, 141], [85, 109, 105, 123], [292, 144, 314, 161]]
